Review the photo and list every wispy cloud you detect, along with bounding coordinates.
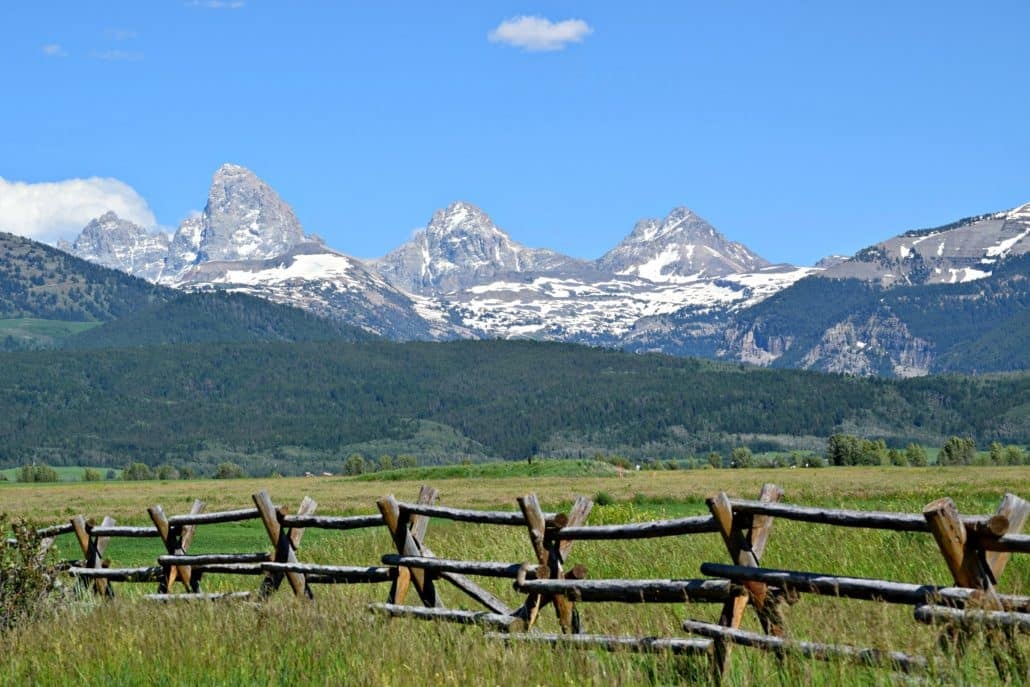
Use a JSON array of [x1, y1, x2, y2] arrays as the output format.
[[488, 16, 593, 52], [0, 177, 157, 243], [41, 43, 69, 58], [188, 0, 245, 8], [105, 28, 138, 41], [91, 49, 144, 62]]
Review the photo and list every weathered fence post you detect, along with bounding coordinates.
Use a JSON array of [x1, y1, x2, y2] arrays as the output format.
[[706, 483, 783, 680], [516, 494, 592, 633], [253, 490, 316, 598], [378, 487, 441, 607], [149, 499, 205, 593]]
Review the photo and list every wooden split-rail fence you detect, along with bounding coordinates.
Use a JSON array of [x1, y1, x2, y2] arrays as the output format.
[[6, 484, 1029, 682]]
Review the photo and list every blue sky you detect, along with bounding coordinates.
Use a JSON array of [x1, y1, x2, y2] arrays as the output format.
[[2, 1, 1029, 265]]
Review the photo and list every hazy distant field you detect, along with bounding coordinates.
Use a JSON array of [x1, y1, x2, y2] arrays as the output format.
[[2, 465, 1027, 686]]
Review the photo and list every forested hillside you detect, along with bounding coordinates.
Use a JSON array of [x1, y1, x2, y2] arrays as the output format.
[[0, 231, 169, 321], [66, 292, 374, 349], [0, 339, 1025, 473]]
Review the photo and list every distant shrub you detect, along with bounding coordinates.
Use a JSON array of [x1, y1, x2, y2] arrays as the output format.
[[105, 469, 117, 480], [593, 491, 615, 507], [17, 465, 59, 483], [939, 437, 976, 466], [730, 447, 753, 469], [343, 454, 366, 476], [82, 468, 101, 482], [156, 464, 180, 481], [905, 443, 928, 467], [213, 462, 245, 479], [122, 463, 152, 481], [395, 454, 417, 469]]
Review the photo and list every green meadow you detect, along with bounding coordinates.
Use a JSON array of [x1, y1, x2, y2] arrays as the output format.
[[1, 465, 1027, 686]]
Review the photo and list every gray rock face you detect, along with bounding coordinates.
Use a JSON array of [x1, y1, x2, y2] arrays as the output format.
[[59, 211, 170, 282], [165, 163, 306, 277], [795, 313, 934, 378], [374, 201, 582, 294], [597, 207, 769, 280], [820, 202, 1030, 286]]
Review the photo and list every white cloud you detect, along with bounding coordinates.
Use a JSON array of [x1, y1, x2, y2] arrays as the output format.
[[42, 43, 68, 58], [0, 177, 157, 243], [488, 16, 592, 52]]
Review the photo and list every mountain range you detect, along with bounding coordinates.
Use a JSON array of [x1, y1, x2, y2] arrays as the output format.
[[55, 163, 1029, 376]]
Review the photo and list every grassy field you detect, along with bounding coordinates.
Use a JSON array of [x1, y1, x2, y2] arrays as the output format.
[[0, 465, 122, 482], [0, 317, 101, 349], [1, 465, 1028, 685]]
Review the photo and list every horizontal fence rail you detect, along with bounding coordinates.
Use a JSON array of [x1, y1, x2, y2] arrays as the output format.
[[553, 515, 719, 540], [396, 502, 557, 527], [727, 499, 992, 532]]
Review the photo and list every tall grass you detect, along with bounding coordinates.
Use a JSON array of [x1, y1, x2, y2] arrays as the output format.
[[1, 467, 1027, 685]]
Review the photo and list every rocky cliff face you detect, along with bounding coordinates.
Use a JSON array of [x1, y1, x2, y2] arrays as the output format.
[[58, 211, 170, 282], [795, 313, 935, 378], [165, 164, 307, 278]]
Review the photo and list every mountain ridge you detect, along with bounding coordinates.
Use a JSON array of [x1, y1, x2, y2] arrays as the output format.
[[51, 163, 1029, 377]]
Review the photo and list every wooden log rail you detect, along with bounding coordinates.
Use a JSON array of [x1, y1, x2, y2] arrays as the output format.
[[395, 502, 558, 527], [700, 563, 1030, 612], [682, 620, 929, 674], [167, 507, 264, 527], [914, 604, 1030, 633], [552, 515, 719, 541], [262, 562, 394, 583], [382, 554, 532, 580], [727, 499, 993, 532], [279, 513, 383, 530], [369, 603, 521, 629], [516, 577, 739, 604], [486, 631, 715, 656]]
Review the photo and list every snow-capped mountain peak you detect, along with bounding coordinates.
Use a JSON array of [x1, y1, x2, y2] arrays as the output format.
[[57, 211, 170, 282], [598, 207, 769, 282], [374, 202, 578, 294]]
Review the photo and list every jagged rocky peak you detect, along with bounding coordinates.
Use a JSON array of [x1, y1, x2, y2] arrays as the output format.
[[597, 207, 770, 281], [60, 211, 170, 282], [163, 163, 309, 279], [197, 163, 306, 263], [375, 201, 576, 294]]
